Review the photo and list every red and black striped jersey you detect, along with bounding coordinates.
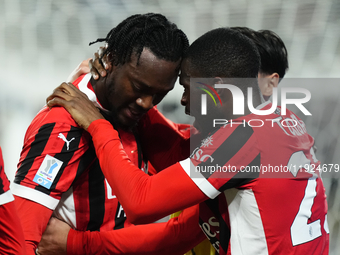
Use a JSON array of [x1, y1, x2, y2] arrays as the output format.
[[180, 102, 329, 255], [13, 74, 145, 231]]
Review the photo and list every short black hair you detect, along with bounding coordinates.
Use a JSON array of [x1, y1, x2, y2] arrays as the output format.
[[231, 27, 289, 78], [185, 28, 260, 79], [90, 13, 189, 65]]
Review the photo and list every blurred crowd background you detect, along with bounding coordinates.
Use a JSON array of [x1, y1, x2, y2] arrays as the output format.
[[0, 0, 339, 253]]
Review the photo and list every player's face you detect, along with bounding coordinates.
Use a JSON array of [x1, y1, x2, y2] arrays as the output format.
[[180, 58, 228, 134], [102, 48, 180, 128], [179, 58, 192, 116], [179, 58, 212, 131]]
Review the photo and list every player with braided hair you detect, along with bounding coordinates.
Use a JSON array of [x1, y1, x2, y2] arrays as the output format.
[[90, 13, 188, 65], [12, 13, 189, 255]]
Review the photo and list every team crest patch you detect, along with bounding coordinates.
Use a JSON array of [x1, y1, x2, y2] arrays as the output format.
[[33, 155, 63, 189]]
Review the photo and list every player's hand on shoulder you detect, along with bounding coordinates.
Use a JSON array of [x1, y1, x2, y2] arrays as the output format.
[[37, 217, 69, 255], [46, 82, 105, 130]]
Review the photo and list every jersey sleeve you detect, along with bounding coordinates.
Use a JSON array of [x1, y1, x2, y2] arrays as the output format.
[[0, 147, 14, 205], [12, 108, 92, 210], [0, 147, 26, 255], [184, 123, 261, 195], [89, 119, 261, 224], [0, 200, 26, 255], [67, 205, 205, 255], [88, 119, 208, 224]]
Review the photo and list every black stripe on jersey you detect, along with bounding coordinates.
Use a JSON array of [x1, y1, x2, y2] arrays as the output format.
[[86, 159, 105, 231], [34, 126, 83, 195], [218, 153, 261, 192], [206, 198, 230, 253], [199, 124, 254, 179], [199, 198, 230, 253], [15, 123, 55, 184], [71, 146, 97, 186], [114, 202, 127, 230]]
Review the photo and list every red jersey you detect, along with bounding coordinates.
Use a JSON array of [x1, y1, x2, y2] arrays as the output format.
[[13, 74, 145, 252], [0, 147, 12, 205], [183, 102, 329, 254], [86, 102, 329, 255], [0, 147, 26, 254]]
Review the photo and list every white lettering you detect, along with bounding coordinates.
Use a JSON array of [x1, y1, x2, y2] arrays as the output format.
[[281, 88, 312, 115]]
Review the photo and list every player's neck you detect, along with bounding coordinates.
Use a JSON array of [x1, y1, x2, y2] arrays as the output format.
[[90, 76, 109, 111]]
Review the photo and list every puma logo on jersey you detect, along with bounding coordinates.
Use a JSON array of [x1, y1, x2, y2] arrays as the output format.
[[58, 133, 75, 150]]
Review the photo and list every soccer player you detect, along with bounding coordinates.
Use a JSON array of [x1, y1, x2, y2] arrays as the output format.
[[171, 27, 289, 255], [230, 27, 289, 101], [0, 146, 26, 254], [12, 13, 189, 255], [46, 28, 329, 255]]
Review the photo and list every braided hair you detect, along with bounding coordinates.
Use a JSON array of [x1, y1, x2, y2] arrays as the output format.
[[90, 13, 189, 65]]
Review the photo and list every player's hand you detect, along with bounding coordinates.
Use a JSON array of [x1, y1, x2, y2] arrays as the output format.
[[89, 45, 111, 80], [66, 58, 92, 83], [46, 82, 105, 130], [36, 217, 70, 255]]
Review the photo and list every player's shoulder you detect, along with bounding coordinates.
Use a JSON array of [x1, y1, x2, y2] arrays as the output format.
[[22, 106, 83, 146], [32, 105, 79, 129]]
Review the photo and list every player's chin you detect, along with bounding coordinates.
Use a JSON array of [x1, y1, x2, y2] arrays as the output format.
[[118, 113, 140, 129], [184, 106, 190, 115]]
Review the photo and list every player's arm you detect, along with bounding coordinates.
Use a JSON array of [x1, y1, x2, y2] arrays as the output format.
[[88, 119, 211, 224], [38, 205, 205, 255], [12, 108, 92, 254]]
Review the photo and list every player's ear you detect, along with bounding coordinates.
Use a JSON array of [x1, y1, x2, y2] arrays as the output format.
[[266, 73, 279, 96], [106, 52, 117, 72], [213, 77, 234, 104], [258, 72, 279, 97]]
